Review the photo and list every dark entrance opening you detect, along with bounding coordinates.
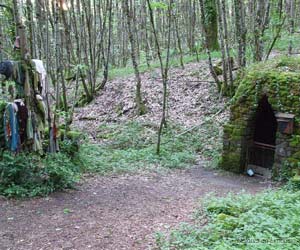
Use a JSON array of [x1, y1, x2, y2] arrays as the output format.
[[253, 95, 278, 145], [247, 95, 277, 170]]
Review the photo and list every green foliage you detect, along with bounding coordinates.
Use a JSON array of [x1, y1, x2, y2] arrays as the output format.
[[150, 1, 168, 10], [0, 118, 222, 197], [203, 0, 218, 24], [156, 189, 300, 250], [273, 32, 300, 52], [78, 122, 195, 173], [78, 121, 221, 174], [108, 52, 221, 79], [0, 151, 79, 198]]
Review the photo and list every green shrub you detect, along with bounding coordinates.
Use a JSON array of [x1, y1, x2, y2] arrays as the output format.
[[0, 151, 79, 197], [156, 190, 300, 250], [59, 139, 80, 158]]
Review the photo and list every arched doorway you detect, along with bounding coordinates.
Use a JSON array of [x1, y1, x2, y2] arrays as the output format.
[[247, 95, 277, 171]]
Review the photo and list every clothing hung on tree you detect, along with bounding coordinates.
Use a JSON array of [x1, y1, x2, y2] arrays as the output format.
[[3, 103, 20, 152], [15, 99, 28, 144], [1, 59, 48, 153], [32, 59, 47, 97]]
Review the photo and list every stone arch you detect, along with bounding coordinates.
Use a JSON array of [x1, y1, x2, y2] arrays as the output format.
[[220, 57, 300, 178]]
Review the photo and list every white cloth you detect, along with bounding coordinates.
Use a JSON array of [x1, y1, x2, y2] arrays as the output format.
[[32, 59, 47, 97]]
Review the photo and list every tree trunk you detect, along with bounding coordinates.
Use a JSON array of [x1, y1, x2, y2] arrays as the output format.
[[203, 0, 219, 50], [199, 0, 221, 91], [122, 0, 146, 115]]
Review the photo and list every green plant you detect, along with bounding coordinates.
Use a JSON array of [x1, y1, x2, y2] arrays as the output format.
[[156, 189, 300, 250], [0, 151, 79, 197], [78, 121, 222, 174]]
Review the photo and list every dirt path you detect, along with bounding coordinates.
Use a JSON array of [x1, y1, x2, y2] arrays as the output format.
[[0, 166, 271, 250]]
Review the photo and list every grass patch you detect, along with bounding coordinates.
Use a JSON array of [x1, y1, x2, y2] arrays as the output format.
[[108, 51, 221, 79], [78, 120, 222, 174], [156, 189, 300, 250]]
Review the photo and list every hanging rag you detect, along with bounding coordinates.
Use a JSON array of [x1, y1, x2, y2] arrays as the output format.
[[26, 111, 34, 140], [36, 94, 47, 122], [15, 99, 28, 145], [0, 61, 14, 80], [32, 59, 47, 97], [3, 103, 20, 152], [33, 131, 43, 153]]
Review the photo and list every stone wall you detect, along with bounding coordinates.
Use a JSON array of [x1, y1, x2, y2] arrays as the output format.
[[219, 57, 300, 179]]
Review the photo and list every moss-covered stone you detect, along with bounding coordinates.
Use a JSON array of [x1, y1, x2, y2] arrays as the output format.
[[219, 151, 242, 173], [220, 57, 300, 178]]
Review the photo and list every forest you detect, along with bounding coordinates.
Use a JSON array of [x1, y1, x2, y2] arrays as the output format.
[[1, 0, 300, 249]]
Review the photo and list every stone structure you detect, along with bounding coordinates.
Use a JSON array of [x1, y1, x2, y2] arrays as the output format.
[[220, 57, 300, 179]]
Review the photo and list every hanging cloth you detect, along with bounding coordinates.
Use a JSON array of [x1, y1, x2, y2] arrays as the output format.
[[14, 99, 28, 145], [33, 131, 43, 153], [26, 111, 34, 140], [3, 103, 20, 152], [32, 59, 47, 97], [0, 61, 14, 80]]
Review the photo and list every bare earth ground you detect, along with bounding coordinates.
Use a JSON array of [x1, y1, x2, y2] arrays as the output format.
[[0, 167, 271, 250]]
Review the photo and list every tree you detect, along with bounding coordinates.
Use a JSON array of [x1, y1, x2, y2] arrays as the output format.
[[199, 0, 221, 91], [146, 0, 172, 155], [203, 0, 219, 50], [122, 0, 146, 115]]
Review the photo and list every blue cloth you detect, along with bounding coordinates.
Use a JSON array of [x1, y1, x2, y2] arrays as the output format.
[[3, 103, 20, 152]]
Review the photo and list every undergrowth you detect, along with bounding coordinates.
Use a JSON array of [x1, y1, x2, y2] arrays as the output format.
[[78, 121, 222, 174], [156, 189, 300, 250], [0, 147, 80, 198]]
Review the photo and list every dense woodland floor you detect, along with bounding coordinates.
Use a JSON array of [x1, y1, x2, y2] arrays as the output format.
[[0, 61, 273, 250], [1, 0, 300, 248]]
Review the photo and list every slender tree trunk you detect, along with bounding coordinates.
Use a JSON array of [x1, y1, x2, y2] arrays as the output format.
[[234, 0, 246, 67], [203, 0, 219, 50], [221, 0, 233, 85], [288, 0, 295, 55], [174, 8, 184, 69], [147, 0, 172, 155], [100, 0, 113, 89], [122, 0, 146, 115], [217, 0, 227, 89], [199, 0, 221, 91]]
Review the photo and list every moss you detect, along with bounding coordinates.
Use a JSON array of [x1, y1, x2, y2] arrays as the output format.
[[290, 175, 300, 189], [220, 57, 300, 177], [219, 152, 241, 173], [59, 130, 83, 140], [290, 135, 300, 148]]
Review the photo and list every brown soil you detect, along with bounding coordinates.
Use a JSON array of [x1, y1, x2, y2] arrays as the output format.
[[0, 166, 271, 250]]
